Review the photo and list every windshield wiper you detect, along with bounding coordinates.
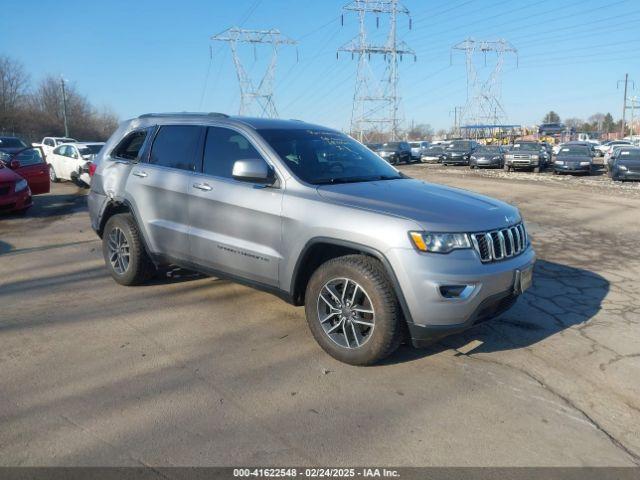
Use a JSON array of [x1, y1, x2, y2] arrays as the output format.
[[314, 175, 401, 185]]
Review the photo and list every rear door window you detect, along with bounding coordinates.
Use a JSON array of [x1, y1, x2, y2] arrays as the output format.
[[113, 130, 149, 161], [149, 125, 204, 171]]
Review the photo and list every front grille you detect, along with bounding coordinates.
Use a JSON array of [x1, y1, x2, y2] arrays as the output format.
[[470, 223, 528, 263], [512, 154, 532, 159]]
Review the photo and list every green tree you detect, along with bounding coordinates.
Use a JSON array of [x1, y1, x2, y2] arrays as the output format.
[[543, 111, 560, 123], [603, 113, 615, 133]]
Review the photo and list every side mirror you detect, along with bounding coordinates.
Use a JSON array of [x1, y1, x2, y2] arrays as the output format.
[[232, 158, 275, 185], [9, 159, 20, 169]]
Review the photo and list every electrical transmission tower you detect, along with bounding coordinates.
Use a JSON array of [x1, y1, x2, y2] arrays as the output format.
[[211, 27, 297, 118], [451, 38, 517, 129], [338, 0, 415, 142]]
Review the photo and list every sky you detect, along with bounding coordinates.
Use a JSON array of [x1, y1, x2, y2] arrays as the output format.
[[1, 0, 639, 132]]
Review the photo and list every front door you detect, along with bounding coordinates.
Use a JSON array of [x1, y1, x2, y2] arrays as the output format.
[[188, 126, 283, 287], [124, 125, 204, 262], [14, 147, 50, 194]]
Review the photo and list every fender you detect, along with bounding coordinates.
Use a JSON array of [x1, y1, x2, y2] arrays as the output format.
[[290, 237, 415, 325]]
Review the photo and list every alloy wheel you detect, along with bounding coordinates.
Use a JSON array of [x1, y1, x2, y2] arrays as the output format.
[[107, 227, 130, 274], [316, 277, 375, 349]]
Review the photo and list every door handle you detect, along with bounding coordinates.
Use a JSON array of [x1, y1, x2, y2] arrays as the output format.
[[193, 182, 212, 191], [132, 170, 148, 178]]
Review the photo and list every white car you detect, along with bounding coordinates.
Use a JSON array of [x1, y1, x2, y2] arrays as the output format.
[[595, 140, 632, 157], [38, 136, 78, 159], [47, 142, 104, 185], [552, 143, 565, 155]]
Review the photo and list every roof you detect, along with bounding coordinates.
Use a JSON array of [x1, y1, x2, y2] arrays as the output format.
[[134, 112, 334, 131]]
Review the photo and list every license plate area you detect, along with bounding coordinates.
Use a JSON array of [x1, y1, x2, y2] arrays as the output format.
[[514, 266, 533, 295]]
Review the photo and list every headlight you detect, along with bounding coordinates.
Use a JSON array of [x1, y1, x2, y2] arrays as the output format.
[[580, 161, 591, 166], [619, 165, 628, 171], [15, 179, 28, 192], [555, 160, 564, 165], [470, 156, 477, 160], [409, 231, 471, 253]]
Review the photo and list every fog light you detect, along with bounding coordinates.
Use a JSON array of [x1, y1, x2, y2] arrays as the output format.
[[439, 284, 475, 299]]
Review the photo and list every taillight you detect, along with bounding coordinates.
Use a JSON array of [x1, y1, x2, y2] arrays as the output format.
[[89, 162, 97, 177]]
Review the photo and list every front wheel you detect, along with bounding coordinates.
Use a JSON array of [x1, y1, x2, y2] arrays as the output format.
[[102, 213, 154, 286], [49, 165, 59, 183], [305, 255, 402, 366]]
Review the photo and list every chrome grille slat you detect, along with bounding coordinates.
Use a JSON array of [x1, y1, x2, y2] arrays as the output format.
[[470, 222, 528, 263]]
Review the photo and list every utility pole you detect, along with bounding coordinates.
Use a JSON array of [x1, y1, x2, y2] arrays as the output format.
[[60, 76, 69, 137], [211, 28, 297, 118], [449, 105, 463, 136], [338, 0, 415, 142], [451, 39, 517, 129], [617, 74, 635, 138]]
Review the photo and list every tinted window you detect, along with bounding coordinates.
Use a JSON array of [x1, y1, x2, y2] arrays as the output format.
[[113, 130, 148, 161], [0, 137, 26, 148], [44, 138, 54, 147], [53, 145, 65, 155], [14, 148, 45, 166], [202, 127, 261, 178], [258, 128, 402, 185], [149, 125, 203, 171]]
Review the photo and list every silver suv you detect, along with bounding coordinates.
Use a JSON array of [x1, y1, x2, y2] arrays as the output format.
[[88, 113, 535, 365]]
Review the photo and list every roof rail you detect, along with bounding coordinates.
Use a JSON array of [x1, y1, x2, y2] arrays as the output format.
[[138, 112, 229, 119]]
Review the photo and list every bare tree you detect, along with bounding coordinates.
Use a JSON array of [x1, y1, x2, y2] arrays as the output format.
[[0, 55, 30, 131]]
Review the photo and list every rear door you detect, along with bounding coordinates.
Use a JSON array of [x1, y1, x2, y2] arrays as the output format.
[[14, 147, 50, 194], [188, 126, 283, 287], [124, 125, 204, 261], [49, 145, 68, 179]]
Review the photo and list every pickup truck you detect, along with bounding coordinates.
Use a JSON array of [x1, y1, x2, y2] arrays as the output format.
[[33, 136, 78, 159]]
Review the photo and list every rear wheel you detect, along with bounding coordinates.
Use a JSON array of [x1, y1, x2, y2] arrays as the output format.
[[305, 255, 402, 365], [49, 165, 59, 183], [102, 213, 154, 286]]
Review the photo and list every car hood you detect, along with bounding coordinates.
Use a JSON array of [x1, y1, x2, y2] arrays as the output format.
[[317, 178, 520, 232], [0, 164, 22, 183]]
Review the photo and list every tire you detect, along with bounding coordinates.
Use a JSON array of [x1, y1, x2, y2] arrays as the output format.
[[102, 213, 154, 286], [48, 164, 59, 183], [304, 255, 402, 366]]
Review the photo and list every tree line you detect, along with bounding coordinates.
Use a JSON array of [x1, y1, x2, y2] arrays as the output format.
[[0, 55, 118, 143], [542, 111, 626, 135]]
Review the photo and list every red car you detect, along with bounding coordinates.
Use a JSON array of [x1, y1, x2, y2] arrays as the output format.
[[0, 147, 50, 214]]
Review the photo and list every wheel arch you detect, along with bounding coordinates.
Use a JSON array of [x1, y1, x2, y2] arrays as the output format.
[[290, 237, 414, 324]]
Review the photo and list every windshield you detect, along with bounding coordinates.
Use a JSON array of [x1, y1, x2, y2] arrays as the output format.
[[512, 142, 539, 151], [478, 146, 500, 152], [0, 137, 27, 148], [558, 147, 591, 156], [258, 129, 402, 185], [447, 140, 473, 150], [380, 142, 401, 150], [618, 150, 640, 160], [425, 146, 443, 154]]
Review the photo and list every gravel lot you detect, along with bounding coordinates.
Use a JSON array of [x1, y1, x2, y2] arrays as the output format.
[[1, 167, 639, 467]]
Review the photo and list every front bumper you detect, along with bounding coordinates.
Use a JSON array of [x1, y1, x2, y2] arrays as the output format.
[[386, 246, 535, 347], [0, 186, 32, 213], [474, 159, 502, 167], [443, 156, 469, 165], [612, 168, 640, 180], [554, 163, 591, 173]]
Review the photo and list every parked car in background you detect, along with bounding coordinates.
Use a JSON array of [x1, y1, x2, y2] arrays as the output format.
[[610, 147, 640, 181], [37, 136, 78, 159], [89, 113, 534, 365], [420, 145, 446, 163], [364, 143, 382, 153], [469, 145, 505, 169], [553, 145, 593, 175], [47, 142, 104, 185], [604, 144, 631, 168], [504, 141, 542, 172], [442, 140, 478, 166], [0, 146, 50, 196], [595, 140, 632, 157], [538, 123, 565, 135], [377, 141, 412, 165], [409, 141, 430, 161], [0, 136, 29, 155]]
